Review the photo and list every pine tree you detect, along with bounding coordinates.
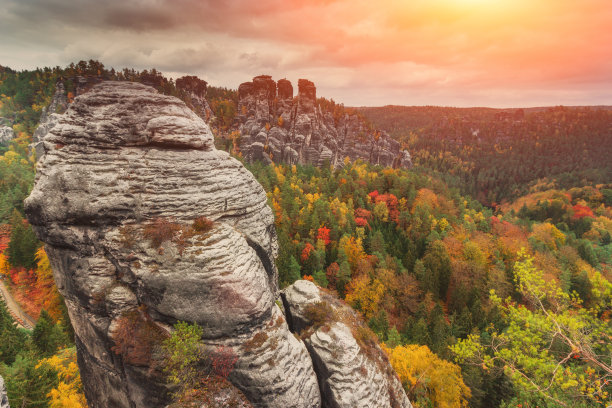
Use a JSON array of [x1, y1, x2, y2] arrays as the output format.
[[7, 209, 39, 269]]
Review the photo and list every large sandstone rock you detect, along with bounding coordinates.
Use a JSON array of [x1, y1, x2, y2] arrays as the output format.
[[25, 81, 320, 408], [0, 375, 8, 408], [282, 280, 412, 408], [237, 76, 412, 169]]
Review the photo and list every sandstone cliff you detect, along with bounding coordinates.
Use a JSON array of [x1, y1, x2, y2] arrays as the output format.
[[237, 75, 412, 169], [25, 81, 411, 408]]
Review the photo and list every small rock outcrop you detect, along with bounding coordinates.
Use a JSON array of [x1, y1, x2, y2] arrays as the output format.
[[282, 280, 412, 408], [0, 126, 15, 145], [237, 76, 412, 169], [25, 81, 320, 408], [0, 375, 8, 408]]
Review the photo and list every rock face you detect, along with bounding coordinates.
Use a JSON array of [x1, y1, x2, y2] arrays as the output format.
[[0, 375, 8, 408], [25, 81, 320, 408], [31, 81, 70, 159], [282, 281, 412, 408], [237, 76, 412, 168], [0, 126, 14, 145], [176, 75, 214, 123], [25, 81, 411, 408]]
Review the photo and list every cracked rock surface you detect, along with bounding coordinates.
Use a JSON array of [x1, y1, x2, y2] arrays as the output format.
[[282, 280, 412, 408]]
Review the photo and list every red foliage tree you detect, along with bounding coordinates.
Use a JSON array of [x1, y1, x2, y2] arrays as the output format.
[[326, 262, 340, 287], [355, 217, 369, 227], [301, 243, 315, 262], [375, 193, 400, 223], [572, 204, 594, 219], [316, 226, 331, 245]]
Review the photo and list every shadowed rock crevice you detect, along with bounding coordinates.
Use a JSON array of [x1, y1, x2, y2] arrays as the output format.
[[282, 280, 413, 408]]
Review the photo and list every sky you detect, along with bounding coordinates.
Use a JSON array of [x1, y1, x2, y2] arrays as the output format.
[[0, 0, 611, 107]]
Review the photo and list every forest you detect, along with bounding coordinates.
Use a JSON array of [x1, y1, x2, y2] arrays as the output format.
[[359, 105, 612, 206], [0, 61, 610, 407]]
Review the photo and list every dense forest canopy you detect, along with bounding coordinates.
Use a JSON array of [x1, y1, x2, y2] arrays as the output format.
[[358, 105, 612, 206], [0, 61, 610, 408]]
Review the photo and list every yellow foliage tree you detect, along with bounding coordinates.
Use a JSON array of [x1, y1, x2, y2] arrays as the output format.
[[37, 347, 87, 408], [345, 274, 384, 319], [34, 248, 64, 321], [383, 344, 471, 408], [529, 222, 566, 250], [0, 253, 9, 277], [338, 235, 366, 270]]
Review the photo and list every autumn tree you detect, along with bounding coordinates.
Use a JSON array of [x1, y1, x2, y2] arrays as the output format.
[[452, 250, 612, 407], [384, 343, 471, 408]]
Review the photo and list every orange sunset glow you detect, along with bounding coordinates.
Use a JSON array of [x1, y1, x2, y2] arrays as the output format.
[[0, 0, 610, 106]]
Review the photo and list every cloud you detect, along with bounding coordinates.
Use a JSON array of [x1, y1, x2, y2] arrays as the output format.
[[0, 0, 610, 107]]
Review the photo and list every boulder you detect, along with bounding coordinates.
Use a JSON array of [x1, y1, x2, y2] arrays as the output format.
[[282, 281, 412, 408]]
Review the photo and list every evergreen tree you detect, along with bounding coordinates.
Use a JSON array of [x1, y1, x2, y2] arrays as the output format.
[[7, 209, 39, 270], [32, 310, 65, 356], [287, 256, 302, 284]]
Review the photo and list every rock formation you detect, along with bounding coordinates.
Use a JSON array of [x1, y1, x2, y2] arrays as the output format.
[[31, 81, 70, 159], [0, 375, 9, 408], [175, 75, 214, 123], [237, 75, 412, 169], [0, 126, 14, 145], [282, 280, 412, 408], [25, 81, 411, 408]]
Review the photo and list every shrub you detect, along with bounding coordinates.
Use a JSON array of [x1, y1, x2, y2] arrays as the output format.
[[242, 332, 268, 353], [303, 301, 336, 330], [112, 307, 167, 367], [192, 216, 214, 233], [163, 321, 204, 388], [210, 345, 238, 378], [143, 218, 181, 249]]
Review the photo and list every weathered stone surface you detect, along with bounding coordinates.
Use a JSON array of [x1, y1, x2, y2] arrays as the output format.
[[31, 81, 69, 160], [0, 375, 9, 408], [237, 76, 412, 169], [25, 81, 320, 408], [282, 280, 412, 408], [0, 126, 14, 145]]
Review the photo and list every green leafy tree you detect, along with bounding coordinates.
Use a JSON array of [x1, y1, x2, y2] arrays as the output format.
[[452, 249, 612, 407], [163, 321, 204, 396], [286, 256, 302, 285]]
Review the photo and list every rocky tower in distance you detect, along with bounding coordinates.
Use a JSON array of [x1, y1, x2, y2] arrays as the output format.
[[25, 81, 411, 408], [237, 75, 412, 168]]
